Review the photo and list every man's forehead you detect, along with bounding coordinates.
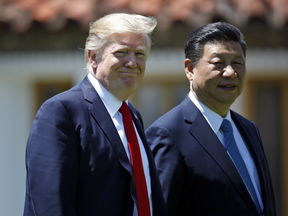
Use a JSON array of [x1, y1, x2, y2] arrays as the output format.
[[108, 32, 145, 41], [118, 44, 147, 50], [108, 37, 147, 51], [204, 41, 244, 57]]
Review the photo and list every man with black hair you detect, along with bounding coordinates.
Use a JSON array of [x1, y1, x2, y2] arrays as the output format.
[[146, 21, 277, 216]]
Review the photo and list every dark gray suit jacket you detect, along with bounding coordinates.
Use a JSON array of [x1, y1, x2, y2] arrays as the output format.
[[146, 95, 276, 216], [24, 75, 167, 216]]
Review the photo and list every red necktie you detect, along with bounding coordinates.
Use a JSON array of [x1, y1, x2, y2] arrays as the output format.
[[119, 102, 151, 216]]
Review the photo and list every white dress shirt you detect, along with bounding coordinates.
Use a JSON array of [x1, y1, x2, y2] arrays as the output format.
[[88, 72, 153, 214], [188, 91, 263, 210]]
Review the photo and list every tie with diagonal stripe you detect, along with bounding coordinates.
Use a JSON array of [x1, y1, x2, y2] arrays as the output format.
[[221, 119, 262, 216]]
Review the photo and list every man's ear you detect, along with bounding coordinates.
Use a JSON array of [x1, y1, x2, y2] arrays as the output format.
[[88, 50, 97, 69], [184, 58, 194, 81]]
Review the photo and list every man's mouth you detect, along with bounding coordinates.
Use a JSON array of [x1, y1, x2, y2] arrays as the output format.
[[119, 71, 139, 74], [218, 84, 236, 90]]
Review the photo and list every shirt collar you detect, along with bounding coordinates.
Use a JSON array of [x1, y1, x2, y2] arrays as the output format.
[[88, 72, 125, 118], [188, 90, 232, 133]]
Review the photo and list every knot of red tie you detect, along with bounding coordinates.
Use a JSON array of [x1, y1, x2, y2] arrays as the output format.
[[119, 102, 130, 114]]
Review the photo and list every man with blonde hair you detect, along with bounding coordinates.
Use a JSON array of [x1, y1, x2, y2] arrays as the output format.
[[24, 13, 167, 216]]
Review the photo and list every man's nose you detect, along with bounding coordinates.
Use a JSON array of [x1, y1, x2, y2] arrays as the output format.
[[125, 53, 137, 68], [222, 64, 236, 78]]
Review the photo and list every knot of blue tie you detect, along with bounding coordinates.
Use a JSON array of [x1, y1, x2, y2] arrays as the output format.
[[220, 119, 233, 133]]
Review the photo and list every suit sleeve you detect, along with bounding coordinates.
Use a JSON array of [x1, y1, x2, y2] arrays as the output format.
[[253, 122, 277, 215], [146, 125, 184, 216], [25, 98, 79, 216]]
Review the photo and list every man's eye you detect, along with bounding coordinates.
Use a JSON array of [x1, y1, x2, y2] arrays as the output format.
[[114, 51, 126, 56], [136, 52, 145, 58]]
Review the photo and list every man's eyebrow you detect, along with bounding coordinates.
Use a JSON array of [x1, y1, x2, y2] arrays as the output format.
[[113, 45, 146, 52], [135, 46, 147, 52], [211, 52, 244, 58], [113, 45, 129, 50]]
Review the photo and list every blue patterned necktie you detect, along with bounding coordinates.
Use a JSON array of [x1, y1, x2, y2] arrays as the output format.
[[221, 119, 262, 215]]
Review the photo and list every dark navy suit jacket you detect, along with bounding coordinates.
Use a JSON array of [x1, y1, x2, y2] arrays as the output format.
[[24, 76, 167, 216], [146, 95, 276, 216]]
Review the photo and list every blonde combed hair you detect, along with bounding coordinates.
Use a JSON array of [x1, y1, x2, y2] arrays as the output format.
[[84, 13, 157, 68]]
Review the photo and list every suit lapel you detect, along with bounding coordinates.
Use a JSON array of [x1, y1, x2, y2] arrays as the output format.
[[232, 112, 268, 212], [130, 104, 155, 174], [130, 104, 165, 213], [80, 76, 133, 176], [181, 96, 258, 215], [231, 112, 265, 162]]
